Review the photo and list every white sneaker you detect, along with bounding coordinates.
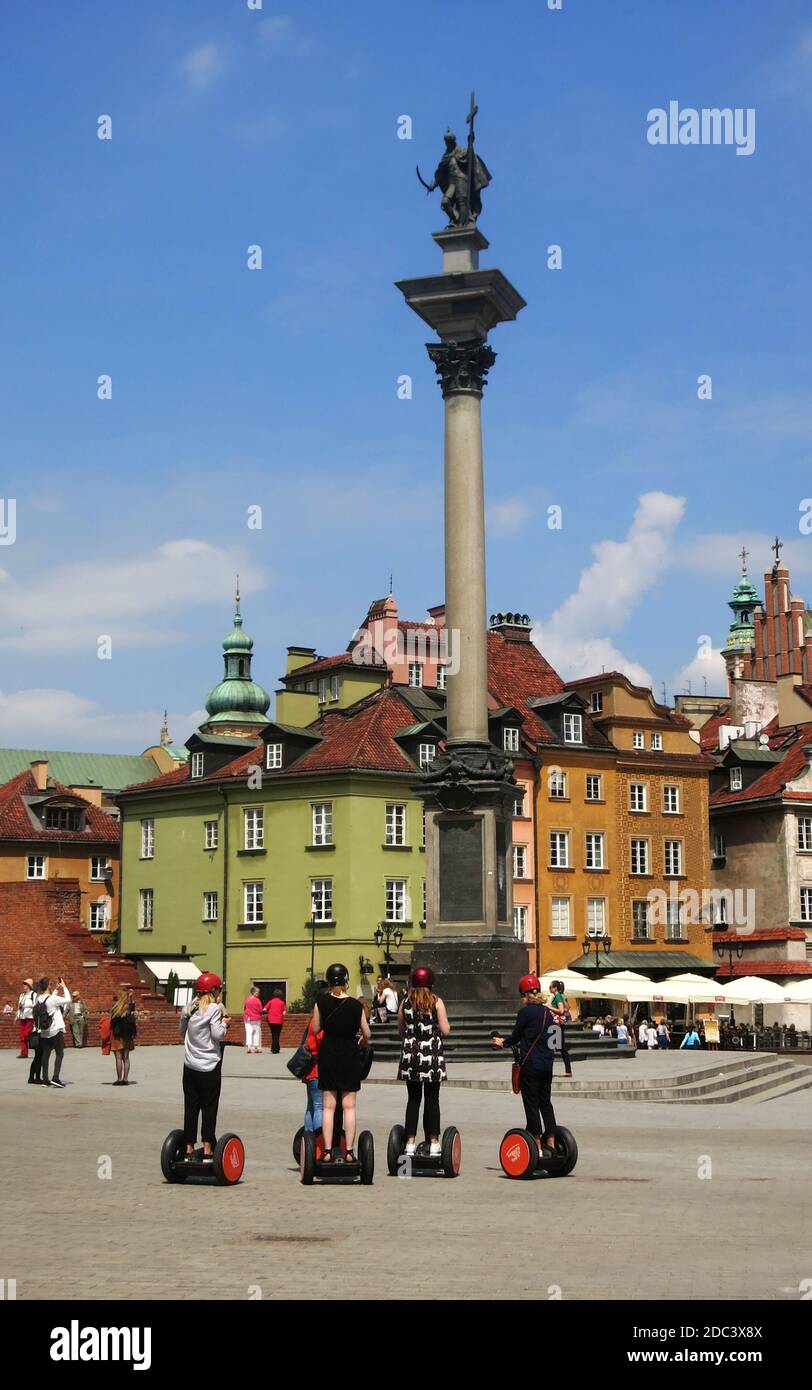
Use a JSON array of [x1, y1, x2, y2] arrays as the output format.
[[429, 1141, 442, 1157], [405, 1141, 416, 1156]]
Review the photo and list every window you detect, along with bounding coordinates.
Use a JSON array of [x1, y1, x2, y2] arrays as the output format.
[[651, 732, 663, 751], [664, 840, 683, 876], [714, 894, 728, 926], [385, 803, 407, 846], [729, 767, 743, 791], [385, 879, 407, 922], [563, 712, 583, 743], [513, 791, 526, 817], [203, 891, 218, 922], [630, 783, 648, 813], [437, 665, 447, 691], [631, 900, 650, 941], [798, 817, 812, 851], [586, 898, 606, 937], [503, 727, 520, 752], [204, 820, 218, 850], [549, 769, 567, 799], [138, 888, 153, 931], [800, 887, 812, 921], [45, 807, 80, 830], [312, 802, 333, 847], [421, 809, 426, 848], [190, 752, 204, 779], [590, 691, 603, 714], [585, 832, 605, 869], [244, 808, 264, 850], [421, 877, 426, 924], [551, 897, 571, 936], [512, 845, 528, 879], [549, 831, 569, 868], [633, 731, 644, 750], [243, 881, 264, 925], [712, 830, 725, 859], [311, 879, 333, 923], [418, 742, 436, 770], [513, 905, 528, 942], [666, 900, 684, 940], [266, 743, 282, 770], [88, 901, 108, 932], [585, 774, 602, 801], [90, 855, 109, 881], [140, 818, 154, 859], [329, 674, 340, 701], [664, 785, 680, 814], [630, 838, 649, 875], [318, 678, 327, 704], [408, 662, 423, 688]]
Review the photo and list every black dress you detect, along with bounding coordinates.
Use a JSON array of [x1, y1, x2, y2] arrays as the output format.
[[317, 992, 364, 1093]]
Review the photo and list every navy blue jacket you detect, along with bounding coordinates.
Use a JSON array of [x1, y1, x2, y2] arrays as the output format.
[[503, 1003, 556, 1073]]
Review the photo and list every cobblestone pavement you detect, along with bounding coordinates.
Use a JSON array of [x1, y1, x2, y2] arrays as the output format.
[[2, 1046, 810, 1302]]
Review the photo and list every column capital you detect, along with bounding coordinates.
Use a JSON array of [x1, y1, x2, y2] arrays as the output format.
[[426, 338, 496, 398]]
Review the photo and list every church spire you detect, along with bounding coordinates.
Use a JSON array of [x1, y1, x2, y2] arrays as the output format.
[[725, 551, 760, 652]]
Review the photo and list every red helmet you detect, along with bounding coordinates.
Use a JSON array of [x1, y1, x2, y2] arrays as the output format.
[[518, 973, 541, 994], [411, 966, 435, 989], [196, 972, 222, 994]]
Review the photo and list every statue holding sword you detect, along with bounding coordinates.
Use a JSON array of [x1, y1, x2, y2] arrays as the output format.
[[416, 91, 492, 227]]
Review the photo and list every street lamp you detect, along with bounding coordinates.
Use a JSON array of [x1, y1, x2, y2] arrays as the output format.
[[374, 922, 403, 972], [582, 931, 612, 976]]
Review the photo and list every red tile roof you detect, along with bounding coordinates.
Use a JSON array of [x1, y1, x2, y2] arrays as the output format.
[[710, 724, 812, 805], [121, 764, 192, 793], [699, 709, 729, 753], [285, 652, 388, 678], [716, 960, 812, 977], [485, 631, 565, 745], [712, 928, 806, 943], [0, 770, 120, 843]]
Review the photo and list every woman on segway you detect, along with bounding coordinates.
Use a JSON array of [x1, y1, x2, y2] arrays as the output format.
[[396, 966, 451, 1157], [179, 972, 231, 1162], [492, 975, 558, 1155], [312, 963, 371, 1164]]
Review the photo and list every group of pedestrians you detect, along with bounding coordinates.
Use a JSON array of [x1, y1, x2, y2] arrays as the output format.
[[242, 985, 286, 1053], [16, 975, 73, 1087]]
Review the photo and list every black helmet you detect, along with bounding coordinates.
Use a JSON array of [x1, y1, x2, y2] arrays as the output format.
[[325, 963, 349, 987]]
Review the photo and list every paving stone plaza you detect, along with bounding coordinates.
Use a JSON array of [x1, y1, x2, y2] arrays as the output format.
[[3, 1046, 810, 1303]]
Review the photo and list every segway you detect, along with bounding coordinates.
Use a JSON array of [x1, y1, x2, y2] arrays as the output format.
[[498, 1126, 578, 1180], [386, 1124, 461, 1178], [161, 1128, 246, 1186], [299, 1099, 373, 1184]]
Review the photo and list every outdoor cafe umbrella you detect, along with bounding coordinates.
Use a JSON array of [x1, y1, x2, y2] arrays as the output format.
[[717, 977, 788, 1004], [781, 980, 812, 1002]]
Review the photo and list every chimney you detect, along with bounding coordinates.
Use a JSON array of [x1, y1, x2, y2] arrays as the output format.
[[489, 611, 532, 642], [285, 646, 317, 675], [427, 603, 446, 628], [70, 783, 103, 808], [30, 759, 48, 792]]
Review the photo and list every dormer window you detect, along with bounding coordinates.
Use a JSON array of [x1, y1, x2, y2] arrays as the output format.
[[590, 691, 603, 713], [419, 742, 436, 770], [729, 767, 743, 791], [651, 732, 663, 751], [503, 727, 520, 753], [190, 752, 204, 779], [408, 662, 423, 688], [44, 807, 81, 831], [633, 731, 644, 749], [563, 713, 583, 744], [266, 743, 283, 771]]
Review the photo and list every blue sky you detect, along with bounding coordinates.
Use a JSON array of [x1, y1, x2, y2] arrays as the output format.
[[1, 0, 811, 750]]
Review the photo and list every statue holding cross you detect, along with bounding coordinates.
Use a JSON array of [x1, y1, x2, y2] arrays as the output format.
[[416, 91, 492, 227]]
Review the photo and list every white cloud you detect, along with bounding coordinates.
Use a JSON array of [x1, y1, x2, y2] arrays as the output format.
[[678, 533, 812, 579], [486, 498, 530, 539], [0, 539, 265, 654], [672, 648, 728, 698], [234, 114, 287, 146], [0, 688, 205, 751], [178, 43, 226, 92], [532, 491, 685, 683]]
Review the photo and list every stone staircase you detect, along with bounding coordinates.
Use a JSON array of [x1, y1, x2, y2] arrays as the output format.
[[369, 1010, 627, 1064]]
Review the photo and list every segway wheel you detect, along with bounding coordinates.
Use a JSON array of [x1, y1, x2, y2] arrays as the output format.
[[441, 1125, 462, 1178], [214, 1133, 245, 1186], [387, 1124, 406, 1176], [300, 1129, 316, 1185], [549, 1126, 578, 1176], [292, 1126, 305, 1165], [358, 1130, 374, 1185], [160, 1128, 188, 1184], [499, 1127, 538, 1180]]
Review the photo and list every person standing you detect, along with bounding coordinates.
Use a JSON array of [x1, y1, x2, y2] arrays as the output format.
[[110, 988, 137, 1084], [27, 977, 50, 1085], [647, 1023, 659, 1051], [492, 975, 558, 1155], [179, 973, 230, 1161], [616, 1018, 630, 1046], [40, 976, 71, 1088], [312, 963, 371, 1164], [243, 985, 263, 1053], [265, 990, 286, 1054], [17, 978, 37, 1058], [680, 1024, 701, 1049], [67, 992, 88, 1049], [396, 966, 450, 1156], [638, 1018, 649, 1048], [657, 1020, 670, 1049], [550, 980, 574, 1077]]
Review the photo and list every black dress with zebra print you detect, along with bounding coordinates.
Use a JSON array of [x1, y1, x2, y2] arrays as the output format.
[[397, 1001, 447, 1083]]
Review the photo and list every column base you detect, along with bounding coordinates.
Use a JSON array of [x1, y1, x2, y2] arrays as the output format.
[[416, 936, 531, 1006]]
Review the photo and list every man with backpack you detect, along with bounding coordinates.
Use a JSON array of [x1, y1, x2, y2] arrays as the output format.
[[29, 976, 71, 1087], [28, 977, 51, 1085]]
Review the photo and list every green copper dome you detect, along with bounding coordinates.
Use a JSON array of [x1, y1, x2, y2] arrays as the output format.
[[204, 592, 270, 725], [726, 568, 760, 651]]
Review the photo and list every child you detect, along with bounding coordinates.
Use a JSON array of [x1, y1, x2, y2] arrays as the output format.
[[179, 972, 230, 1160]]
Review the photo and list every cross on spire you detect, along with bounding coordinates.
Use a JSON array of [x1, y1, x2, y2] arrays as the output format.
[[739, 545, 749, 574], [771, 536, 783, 567]]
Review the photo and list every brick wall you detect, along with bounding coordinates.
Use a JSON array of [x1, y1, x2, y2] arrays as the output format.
[[1, 1009, 309, 1050]]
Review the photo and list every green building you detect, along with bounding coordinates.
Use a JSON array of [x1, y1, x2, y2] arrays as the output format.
[[119, 600, 442, 1004]]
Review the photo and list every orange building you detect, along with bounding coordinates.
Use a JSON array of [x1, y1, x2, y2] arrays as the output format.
[[0, 762, 120, 935], [535, 674, 714, 980]]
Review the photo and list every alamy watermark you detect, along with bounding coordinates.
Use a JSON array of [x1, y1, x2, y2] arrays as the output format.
[[351, 619, 461, 676], [647, 102, 756, 157]]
